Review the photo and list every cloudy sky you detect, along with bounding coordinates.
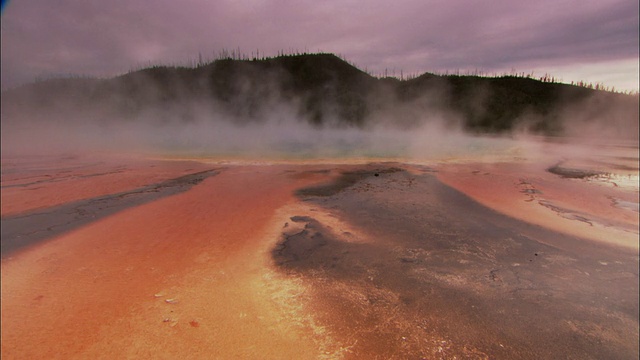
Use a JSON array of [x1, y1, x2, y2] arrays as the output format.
[[1, 0, 638, 91]]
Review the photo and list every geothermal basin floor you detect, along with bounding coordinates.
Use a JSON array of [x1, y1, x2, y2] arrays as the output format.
[[1, 154, 638, 359]]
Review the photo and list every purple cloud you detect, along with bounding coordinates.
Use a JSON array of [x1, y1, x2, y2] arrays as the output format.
[[1, 0, 638, 90]]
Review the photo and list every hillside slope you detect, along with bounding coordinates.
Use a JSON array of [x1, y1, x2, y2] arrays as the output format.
[[2, 53, 638, 137]]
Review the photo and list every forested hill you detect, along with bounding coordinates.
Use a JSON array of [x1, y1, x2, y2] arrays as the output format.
[[2, 53, 638, 136]]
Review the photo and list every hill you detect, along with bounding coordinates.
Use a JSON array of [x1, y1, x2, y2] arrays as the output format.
[[1, 53, 638, 137]]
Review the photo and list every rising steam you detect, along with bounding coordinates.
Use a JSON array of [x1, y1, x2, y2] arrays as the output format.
[[1, 56, 638, 161]]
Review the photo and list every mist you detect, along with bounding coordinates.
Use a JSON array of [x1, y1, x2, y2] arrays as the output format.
[[0, 102, 617, 166], [0, 100, 477, 160], [1, 55, 638, 162]]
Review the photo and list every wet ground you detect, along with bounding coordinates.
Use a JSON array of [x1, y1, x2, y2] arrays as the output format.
[[1, 152, 637, 359], [274, 165, 639, 359], [1, 169, 218, 256]]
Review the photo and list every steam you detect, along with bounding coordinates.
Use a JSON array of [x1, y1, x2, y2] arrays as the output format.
[[0, 104, 464, 159], [558, 93, 639, 142], [1, 63, 638, 163], [0, 107, 563, 165], [0, 92, 520, 162]]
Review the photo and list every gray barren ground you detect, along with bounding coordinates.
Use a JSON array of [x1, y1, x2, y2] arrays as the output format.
[[273, 165, 639, 359]]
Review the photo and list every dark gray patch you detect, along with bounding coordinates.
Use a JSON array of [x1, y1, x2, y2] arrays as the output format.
[[295, 166, 403, 197], [1, 169, 219, 257], [275, 167, 639, 359], [547, 163, 606, 179]]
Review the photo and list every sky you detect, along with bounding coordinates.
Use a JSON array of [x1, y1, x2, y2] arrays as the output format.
[[1, 0, 638, 92]]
